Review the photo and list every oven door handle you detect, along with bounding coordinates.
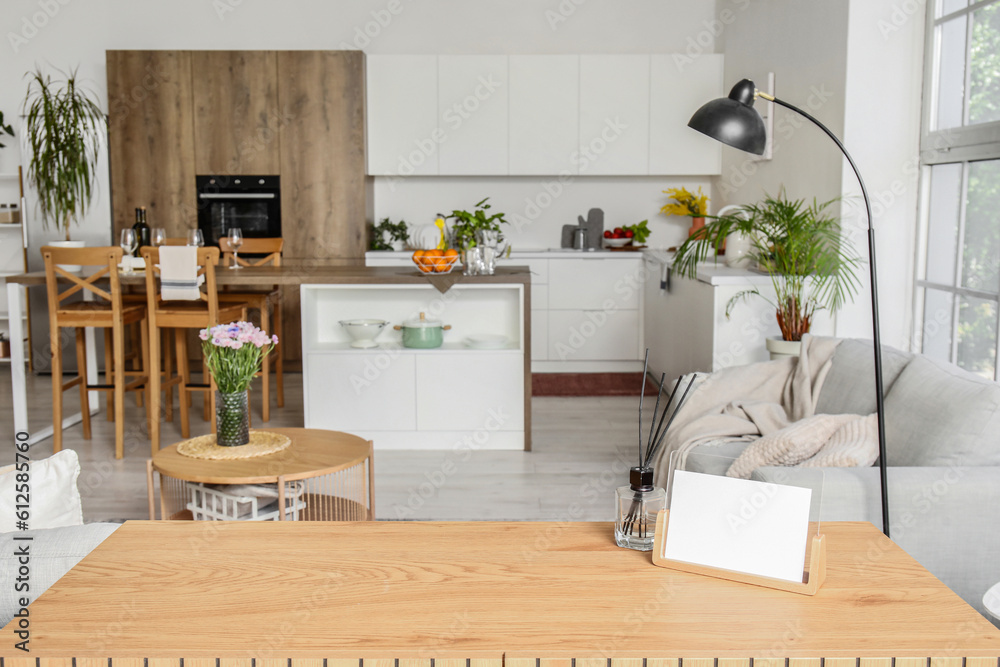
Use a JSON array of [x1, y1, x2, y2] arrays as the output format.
[[198, 193, 276, 200]]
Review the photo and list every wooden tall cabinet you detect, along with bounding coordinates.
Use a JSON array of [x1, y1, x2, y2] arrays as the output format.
[[107, 51, 197, 237], [277, 51, 367, 260], [191, 51, 282, 175], [107, 50, 370, 365]]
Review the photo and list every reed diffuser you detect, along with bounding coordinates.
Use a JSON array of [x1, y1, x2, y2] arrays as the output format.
[[615, 350, 696, 551]]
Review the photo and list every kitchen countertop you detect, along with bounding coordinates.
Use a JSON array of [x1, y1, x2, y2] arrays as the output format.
[[365, 250, 773, 286], [6, 265, 533, 287]]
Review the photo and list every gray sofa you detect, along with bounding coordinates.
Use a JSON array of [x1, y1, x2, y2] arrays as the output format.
[[684, 339, 1000, 621]]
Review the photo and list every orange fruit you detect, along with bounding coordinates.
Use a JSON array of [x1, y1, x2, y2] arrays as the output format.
[[444, 248, 458, 258], [416, 262, 433, 273]]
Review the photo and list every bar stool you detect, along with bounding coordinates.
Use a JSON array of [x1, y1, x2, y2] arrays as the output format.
[[41, 245, 149, 459], [141, 246, 248, 453], [218, 237, 284, 421]]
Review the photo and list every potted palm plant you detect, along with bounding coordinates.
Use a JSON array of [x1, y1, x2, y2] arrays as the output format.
[[23, 67, 105, 259], [672, 190, 862, 357]]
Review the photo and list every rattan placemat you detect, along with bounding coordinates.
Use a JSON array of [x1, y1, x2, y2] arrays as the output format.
[[176, 430, 292, 460]]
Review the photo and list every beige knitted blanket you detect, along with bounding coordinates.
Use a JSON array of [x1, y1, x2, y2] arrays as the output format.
[[725, 412, 879, 479], [651, 335, 842, 486]]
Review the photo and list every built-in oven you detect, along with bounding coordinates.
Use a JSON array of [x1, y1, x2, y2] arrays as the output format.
[[196, 175, 281, 246]]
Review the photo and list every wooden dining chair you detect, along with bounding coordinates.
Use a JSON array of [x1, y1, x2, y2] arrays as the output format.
[[141, 246, 248, 453], [41, 246, 149, 459], [218, 237, 284, 421]]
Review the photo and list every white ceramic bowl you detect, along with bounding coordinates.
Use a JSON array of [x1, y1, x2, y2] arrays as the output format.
[[339, 319, 388, 348], [604, 237, 632, 248], [464, 334, 509, 349]]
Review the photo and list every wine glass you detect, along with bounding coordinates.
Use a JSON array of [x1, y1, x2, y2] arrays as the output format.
[[227, 228, 244, 269], [187, 229, 204, 247], [151, 227, 166, 247], [120, 229, 137, 275]]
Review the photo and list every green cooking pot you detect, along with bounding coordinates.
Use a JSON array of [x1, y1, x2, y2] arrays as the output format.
[[393, 312, 452, 349]]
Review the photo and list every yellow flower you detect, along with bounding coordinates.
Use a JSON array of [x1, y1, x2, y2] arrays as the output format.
[[660, 186, 709, 217]]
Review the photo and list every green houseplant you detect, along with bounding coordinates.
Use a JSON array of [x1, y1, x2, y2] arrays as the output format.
[[672, 191, 861, 342], [370, 217, 410, 251], [23, 67, 105, 242], [447, 197, 509, 250]]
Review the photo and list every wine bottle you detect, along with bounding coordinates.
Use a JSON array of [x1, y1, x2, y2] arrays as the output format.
[[132, 207, 151, 248]]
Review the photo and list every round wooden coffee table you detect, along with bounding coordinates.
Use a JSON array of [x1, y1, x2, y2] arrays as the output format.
[[147, 428, 374, 521]]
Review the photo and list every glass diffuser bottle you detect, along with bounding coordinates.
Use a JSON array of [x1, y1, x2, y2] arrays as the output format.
[[615, 466, 665, 551]]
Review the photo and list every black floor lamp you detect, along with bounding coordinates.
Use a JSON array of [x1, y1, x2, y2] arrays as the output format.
[[687, 79, 891, 538]]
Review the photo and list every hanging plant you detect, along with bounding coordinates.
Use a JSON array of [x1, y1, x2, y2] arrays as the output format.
[[23, 67, 106, 241]]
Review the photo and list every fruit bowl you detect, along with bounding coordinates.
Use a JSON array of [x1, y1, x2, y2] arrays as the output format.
[[339, 319, 388, 348], [604, 237, 633, 248], [412, 250, 460, 274]]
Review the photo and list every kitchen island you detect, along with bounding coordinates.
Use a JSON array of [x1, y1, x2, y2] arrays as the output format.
[[299, 266, 531, 450]]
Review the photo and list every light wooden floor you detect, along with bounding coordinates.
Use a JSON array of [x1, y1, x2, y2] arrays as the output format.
[[0, 365, 638, 522]]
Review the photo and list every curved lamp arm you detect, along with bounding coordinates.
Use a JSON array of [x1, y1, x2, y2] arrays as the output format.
[[758, 90, 890, 538]]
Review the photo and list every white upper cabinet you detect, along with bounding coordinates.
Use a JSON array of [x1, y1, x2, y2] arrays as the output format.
[[437, 55, 509, 175], [578, 55, 651, 175], [649, 54, 724, 175], [366, 54, 723, 177], [366, 55, 439, 177], [508, 55, 580, 176]]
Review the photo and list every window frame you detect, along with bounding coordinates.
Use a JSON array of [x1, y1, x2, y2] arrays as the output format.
[[914, 0, 1000, 380]]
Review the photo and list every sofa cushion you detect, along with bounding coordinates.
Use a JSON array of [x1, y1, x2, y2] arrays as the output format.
[[883, 354, 1000, 466], [0, 522, 120, 627], [0, 449, 83, 532], [815, 339, 912, 416]]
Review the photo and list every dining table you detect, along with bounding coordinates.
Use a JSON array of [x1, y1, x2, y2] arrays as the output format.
[[5, 263, 530, 445]]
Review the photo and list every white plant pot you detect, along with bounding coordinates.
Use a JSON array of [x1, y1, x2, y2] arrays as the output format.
[[766, 336, 801, 360], [48, 240, 86, 272]]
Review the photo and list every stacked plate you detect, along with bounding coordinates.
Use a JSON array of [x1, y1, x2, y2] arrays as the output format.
[[464, 334, 509, 349]]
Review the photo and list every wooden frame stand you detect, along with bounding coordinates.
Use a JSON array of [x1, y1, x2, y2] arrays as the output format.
[[651, 509, 827, 595]]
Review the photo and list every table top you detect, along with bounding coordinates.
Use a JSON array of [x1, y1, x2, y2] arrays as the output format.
[[4, 520, 999, 660], [5, 264, 532, 287], [152, 427, 371, 483]]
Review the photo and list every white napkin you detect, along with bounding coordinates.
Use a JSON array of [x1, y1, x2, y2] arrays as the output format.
[[158, 246, 201, 301]]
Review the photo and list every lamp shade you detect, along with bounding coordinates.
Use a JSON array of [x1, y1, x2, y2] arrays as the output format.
[[688, 79, 767, 155]]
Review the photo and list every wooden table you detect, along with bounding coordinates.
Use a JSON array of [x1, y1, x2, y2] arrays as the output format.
[[149, 427, 375, 520], [3, 521, 999, 660], [5, 266, 532, 446]]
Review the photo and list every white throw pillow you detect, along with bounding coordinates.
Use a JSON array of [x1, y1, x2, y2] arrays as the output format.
[[0, 449, 84, 532]]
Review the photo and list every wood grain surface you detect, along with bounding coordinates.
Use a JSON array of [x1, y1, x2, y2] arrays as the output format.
[[277, 50, 369, 260], [152, 427, 371, 483], [107, 50, 198, 239], [192, 51, 281, 175], [3, 521, 999, 660]]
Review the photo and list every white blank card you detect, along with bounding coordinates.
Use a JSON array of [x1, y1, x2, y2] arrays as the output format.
[[663, 470, 813, 583]]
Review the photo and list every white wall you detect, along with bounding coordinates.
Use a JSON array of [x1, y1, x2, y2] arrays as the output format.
[[713, 0, 850, 208], [836, 0, 924, 349], [714, 0, 924, 351], [0, 0, 724, 259], [375, 176, 713, 251]]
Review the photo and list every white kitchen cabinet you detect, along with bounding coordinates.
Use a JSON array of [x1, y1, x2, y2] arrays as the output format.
[[304, 353, 418, 432], [437, 55, 509, 175], [642, 255, 835, 381], [366, 54, 724, 176], [531, 310, 548, 362], [649, 54, 724, 175], [415, 354, 524, 431], [508, 55, 579, 175], [548, 309, 641, 362], [366, 55, 439, 177], [548, 257, 643, 310], [578, 55, 650, 175], [301, 282, 527, 450]]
